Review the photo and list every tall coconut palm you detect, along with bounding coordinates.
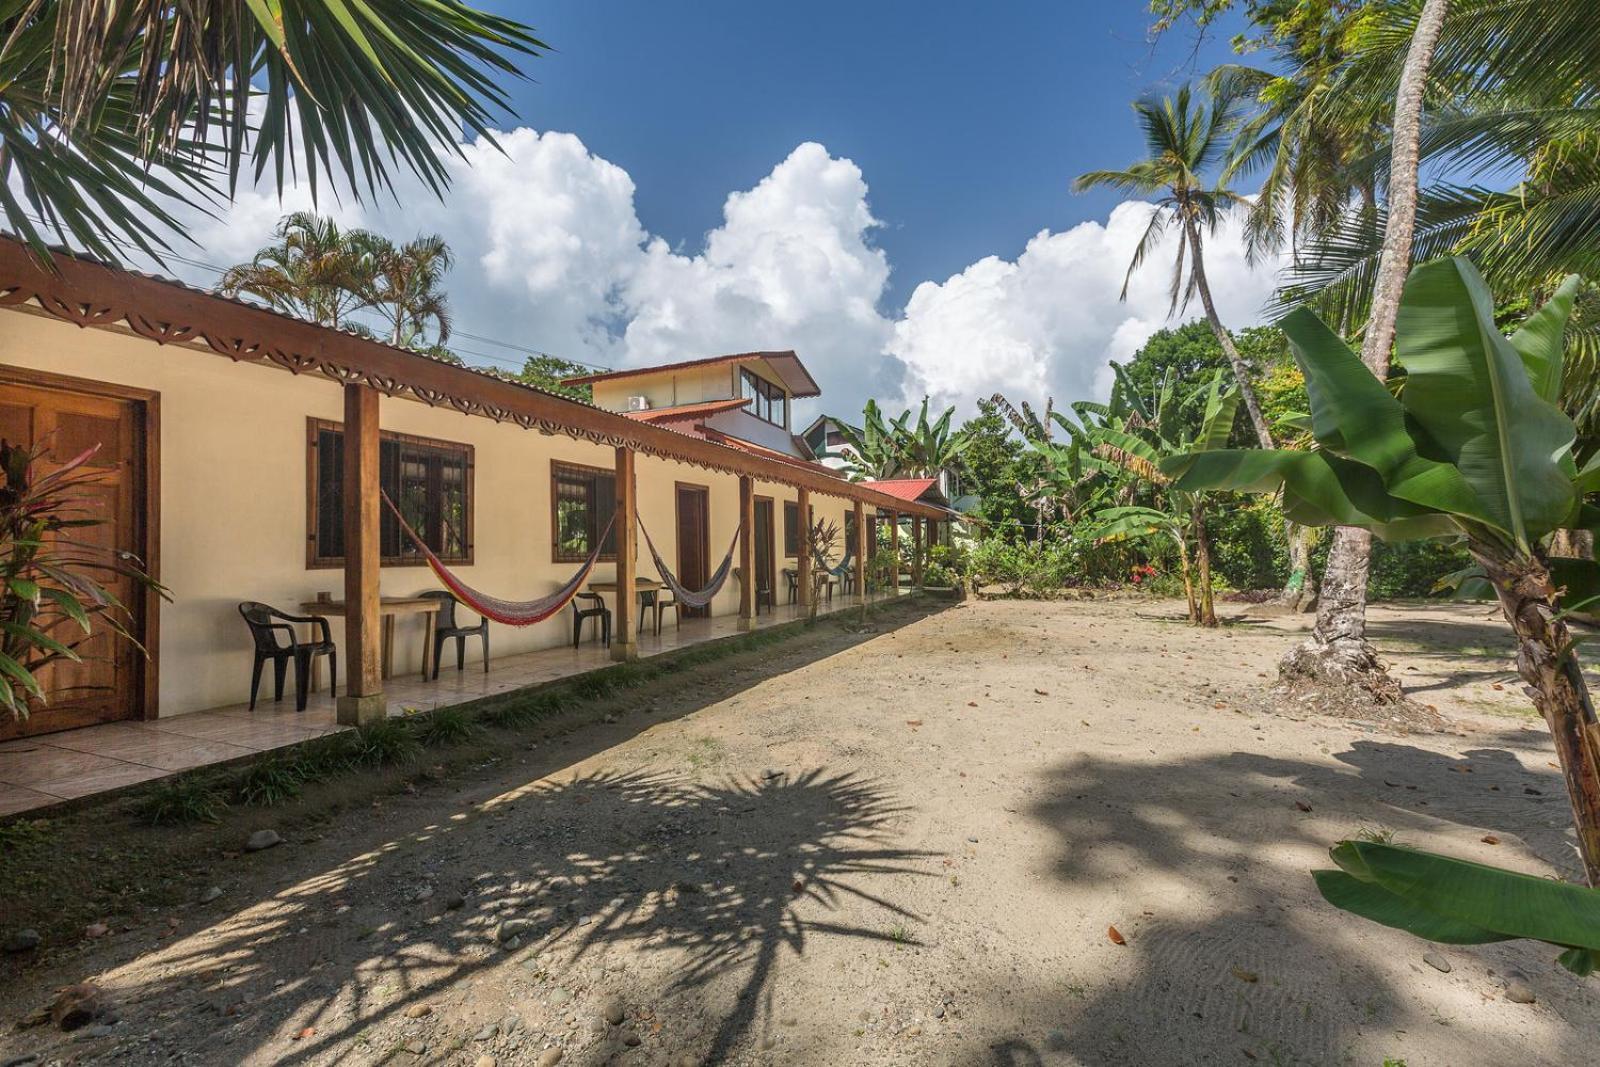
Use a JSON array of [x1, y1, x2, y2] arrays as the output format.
[[215, 212, 372, 329], [1282, 0, 1452, 691], [0, 2, 544, 265], [1075, 83, 1276, 453]]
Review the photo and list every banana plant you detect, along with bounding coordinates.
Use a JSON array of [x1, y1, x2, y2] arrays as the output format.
[[1090, 370, 1242, 626], [1315, 839, 1600, 977], [1164, 256, 1600, 884]]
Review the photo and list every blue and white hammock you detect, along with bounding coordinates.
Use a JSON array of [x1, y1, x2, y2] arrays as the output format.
[[638, 517, 742, 610]]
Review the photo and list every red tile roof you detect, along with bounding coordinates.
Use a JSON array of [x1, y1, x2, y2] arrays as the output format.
[[866, 477, 940, 502]]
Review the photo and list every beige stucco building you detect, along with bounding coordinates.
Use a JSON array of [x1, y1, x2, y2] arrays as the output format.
[[0, 238, 947, 740]]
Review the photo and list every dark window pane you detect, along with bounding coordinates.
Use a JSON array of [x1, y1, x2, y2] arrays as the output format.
[[784, 501, 799, 556], [312, 426, 471, 565]]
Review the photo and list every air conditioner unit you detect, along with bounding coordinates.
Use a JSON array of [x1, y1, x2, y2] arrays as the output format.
[[627, 395, 651, 412]]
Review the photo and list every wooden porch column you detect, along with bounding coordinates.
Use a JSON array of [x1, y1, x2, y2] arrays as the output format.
[[852, 500, 868, 603], [911, 512, 924, 587], [795, 486, 812, 608], [337, 383, 384, 725], [738, 475, 756, 628], [612, 447, 638, 661], [888, 510, 901, 593]]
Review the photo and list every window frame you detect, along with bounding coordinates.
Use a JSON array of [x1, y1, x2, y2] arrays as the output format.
[[783, 500, 800, 557], [306, 418, 475, 570], [739, 367, 789, 428], [549, 459, 619, 564]]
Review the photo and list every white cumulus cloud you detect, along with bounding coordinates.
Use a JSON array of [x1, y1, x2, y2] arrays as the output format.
[[888, 201, 1287, 418], [119, 129, 1285, 423]]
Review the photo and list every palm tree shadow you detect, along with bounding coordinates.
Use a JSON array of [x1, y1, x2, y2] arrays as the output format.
[[75, 767, 933, 1065]]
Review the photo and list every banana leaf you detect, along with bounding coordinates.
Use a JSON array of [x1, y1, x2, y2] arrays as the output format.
[[1393, 258, 1578, 549], [1315, 840, 1600, 976], [1281, 303, 1490, 529]]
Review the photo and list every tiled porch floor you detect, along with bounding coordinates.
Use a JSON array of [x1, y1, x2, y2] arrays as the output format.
[[0, 590, 908, 818]]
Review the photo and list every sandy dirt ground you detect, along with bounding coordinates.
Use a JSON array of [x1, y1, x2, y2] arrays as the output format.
[[3, 595, 1598, 1066]]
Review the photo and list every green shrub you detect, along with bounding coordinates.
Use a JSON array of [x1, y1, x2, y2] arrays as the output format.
[[413, 706, 475, 747], [235, 757, 302, 806], [1206, 499, 1289, 591], [139, 775, 228, 825], [348, 718, 421, 767], [1368, 539, 1474, 600]]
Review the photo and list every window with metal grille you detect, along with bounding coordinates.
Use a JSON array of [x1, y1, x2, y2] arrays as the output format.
[[551, 461, 618, 562], [308, 420, 472, 568]]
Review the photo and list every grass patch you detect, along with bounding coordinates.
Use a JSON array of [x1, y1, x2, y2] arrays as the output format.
[[235, 756, 302, 806], [138, 774, 228, 825], [411, 706, 475, 747]]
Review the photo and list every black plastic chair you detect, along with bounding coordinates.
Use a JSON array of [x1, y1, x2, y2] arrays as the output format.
[[238, 601, 336, 712], [419, 590, 489, 680], [782, 568, 799, 603], [734, 568, 775, 614], [572, 591, 611, 649], [652, 589, 680, 633]]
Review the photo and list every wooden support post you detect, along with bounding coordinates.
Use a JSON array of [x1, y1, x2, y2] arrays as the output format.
[[912, 512, 924, 587], [337, 383, 384, 725], [738, 475, 756, 628], [853, 500, 868, 603], [889, 510, 901, 594], [795, 487, 812, 609], [612, 447, 638, 661]]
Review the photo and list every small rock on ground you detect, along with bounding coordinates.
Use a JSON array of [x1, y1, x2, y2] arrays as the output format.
[[1505, 979, 1537, 1004], [1423, 951, 1452, 973], [199, 886, 223, 903], [602, 997, 625, 1025], [4, 929, 41, 953], [535, 1049, 564, 1067], [244, 829, 281, 852], [475, 1057, 497, 1067], [403, 1003, 432, 1019]]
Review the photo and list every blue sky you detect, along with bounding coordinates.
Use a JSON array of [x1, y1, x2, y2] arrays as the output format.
[[177, 2, 1284, 417], [482, 1, 1246, 310]]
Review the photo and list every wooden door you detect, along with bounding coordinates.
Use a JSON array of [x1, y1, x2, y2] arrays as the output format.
[[676, 484, 710, 618], [0, 377, 151, 739], [754, 497, 775, 607]]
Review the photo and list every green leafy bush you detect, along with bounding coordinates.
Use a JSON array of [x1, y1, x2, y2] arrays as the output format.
[[235, 757, 302, 806], [1368, 539, 1475, 600], [138, 775, 227, 825]]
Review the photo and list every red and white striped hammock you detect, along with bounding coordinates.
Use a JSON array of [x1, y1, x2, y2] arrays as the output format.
[[638, 517, 741, 610], [382, 492, 614, 627]]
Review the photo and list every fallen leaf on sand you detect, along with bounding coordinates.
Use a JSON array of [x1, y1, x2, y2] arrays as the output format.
[[1294, 801, 1313, 813], [1492, 683, 1504, 691], [905, 720, 923, 728], [1034, 689, 1049, 696], [1231, 966, 1259, 983], [1107, 925, 1126, 945], [1482, 835, 1500, 845], [967, 701, 978, 707], [294, 1027, 315, 1040]]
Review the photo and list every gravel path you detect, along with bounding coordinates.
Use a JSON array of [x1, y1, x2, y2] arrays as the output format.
[[3, 596, 1597, 1065]]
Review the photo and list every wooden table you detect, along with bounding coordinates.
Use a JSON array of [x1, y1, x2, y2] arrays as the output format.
[[588, 578, 667, 635], [300, 596, 443, 683]]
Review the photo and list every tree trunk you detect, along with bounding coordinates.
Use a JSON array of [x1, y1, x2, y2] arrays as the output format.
[[1184, 216, 1274, 450], [1284, 0, 1451, 688], [1193, 505, 1217, 628], [1279, 522, 1318, 611], [1475, 542, 1600, 886], [1178, 538, 1198, 624]]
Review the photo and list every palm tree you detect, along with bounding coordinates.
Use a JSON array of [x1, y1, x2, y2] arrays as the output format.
[[216, 212, 372, 329], [1281, 0, 1452, 690], [362, 233, 456, 349], [0, 2, 544, 264], [1075, 83, 1276, 452]]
